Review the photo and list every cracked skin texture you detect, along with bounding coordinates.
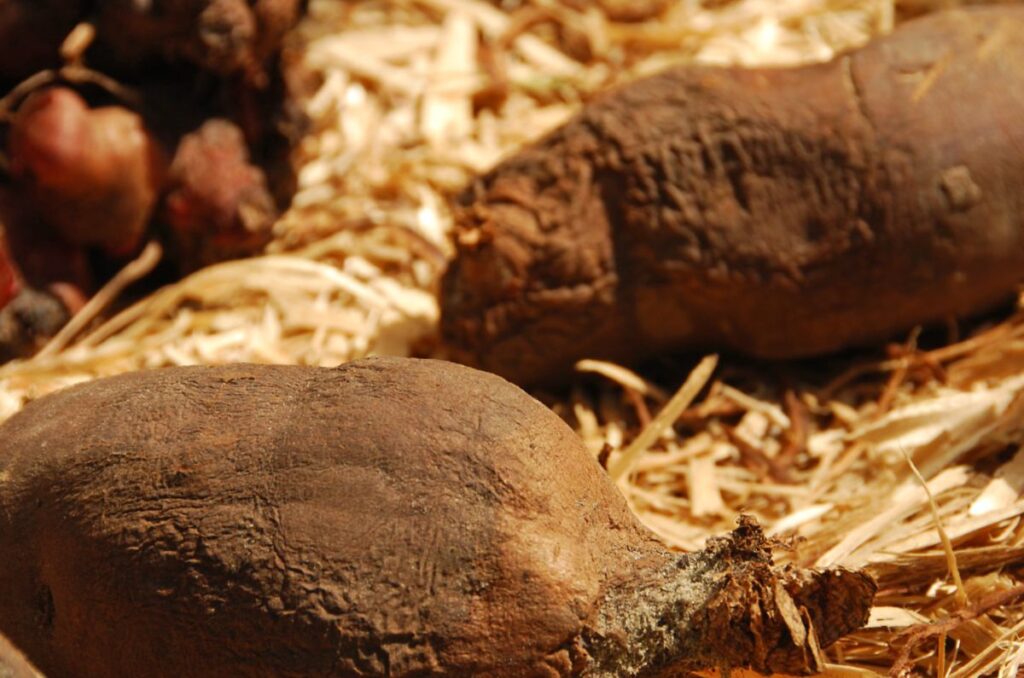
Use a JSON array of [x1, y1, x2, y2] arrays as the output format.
[[442, 7, 1024, 386], [0, 358, 663, 676], [0, 358, 874, 677]]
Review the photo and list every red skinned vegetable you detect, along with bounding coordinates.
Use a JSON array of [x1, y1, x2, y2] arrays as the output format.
[[163, 118, 277, 270], [9, 87, 165, 258]]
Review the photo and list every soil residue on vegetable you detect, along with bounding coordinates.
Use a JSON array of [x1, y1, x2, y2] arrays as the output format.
[[441, 7, 1024, 387], [0, 358, 875, 677]]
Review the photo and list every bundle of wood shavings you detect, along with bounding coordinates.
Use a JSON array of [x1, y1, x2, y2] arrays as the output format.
[[3, 0, 1023, 675]]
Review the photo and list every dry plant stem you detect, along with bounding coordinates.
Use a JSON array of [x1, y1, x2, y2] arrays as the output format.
[[35, 241, 161, 358], [890, 585, 1024, 677], [936, 632, 946, 678], [0, 359, 874, 677], [575, 358, 670, 401], [876, 345, 916, 416], [949, 617, 1024, 678], [0, 66, 142, 122], [776, 391, 807, 473], [0, 630, 43, 678], [609, 354, 718, 481], [581, 519, 875, 677], [902, 450, 968, 608], [60, 21, 96, 63]]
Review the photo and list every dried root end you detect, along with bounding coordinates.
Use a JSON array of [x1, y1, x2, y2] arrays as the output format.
[[586, 517, 876, 676]]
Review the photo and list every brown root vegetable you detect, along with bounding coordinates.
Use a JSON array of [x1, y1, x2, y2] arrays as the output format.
[[94, 0, 305, 85], [0, 630, 44, 678], [163, 118, 277, 271], [441, 7, 1024, 386], [9, 87, 165, 258], [0, 358, 874, 677]]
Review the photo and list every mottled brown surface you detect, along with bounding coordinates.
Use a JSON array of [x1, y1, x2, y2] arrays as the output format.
[[163, 118, 277, 271], [0, 630, 44, 678], [0, 358, 873, 676], [442, 7, 1024, 386]]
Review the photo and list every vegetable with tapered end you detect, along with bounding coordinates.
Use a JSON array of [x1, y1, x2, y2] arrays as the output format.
[[0, 357, 874, 677], [441, 7, 1024, 386]]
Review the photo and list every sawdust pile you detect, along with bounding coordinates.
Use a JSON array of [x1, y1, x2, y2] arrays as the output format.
[[3, 1, 1024, 675]]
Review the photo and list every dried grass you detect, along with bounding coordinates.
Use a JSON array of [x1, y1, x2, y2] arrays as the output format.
[[3, 0, 1023, 674]]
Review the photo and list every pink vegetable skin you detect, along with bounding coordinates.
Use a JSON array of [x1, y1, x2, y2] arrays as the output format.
[[9, 88, 165, 257], [163, 119, 276, 270]]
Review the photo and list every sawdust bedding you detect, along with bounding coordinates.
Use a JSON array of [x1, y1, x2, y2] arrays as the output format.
[[3, 1, 1024, 675]]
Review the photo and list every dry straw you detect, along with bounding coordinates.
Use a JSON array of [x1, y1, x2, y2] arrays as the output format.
[[3, 0, 1024, 674]]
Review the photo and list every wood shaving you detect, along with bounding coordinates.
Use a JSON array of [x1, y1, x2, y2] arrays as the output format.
[[3, 0, 1022, 674]]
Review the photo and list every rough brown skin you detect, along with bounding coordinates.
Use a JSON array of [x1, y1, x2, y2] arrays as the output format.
[[0, 358, 873, 677], [163, 118, 277, 271], [441, 7, 1024, 386], [0, 630, 44, 678], [8, 87, 166, 258]]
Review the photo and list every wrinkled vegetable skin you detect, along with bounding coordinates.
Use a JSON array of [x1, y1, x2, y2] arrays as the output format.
[[0, 359, 660, 677], [0, 358, 875, 677], [441, 7, 1024, 386]]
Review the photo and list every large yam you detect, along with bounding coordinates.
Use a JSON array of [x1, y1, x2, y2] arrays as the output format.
[[441, 7, 1024, 385], [0, 358, 873, 677]]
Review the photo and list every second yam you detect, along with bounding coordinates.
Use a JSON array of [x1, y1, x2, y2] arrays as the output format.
[[442, 7, 1024, 385]]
